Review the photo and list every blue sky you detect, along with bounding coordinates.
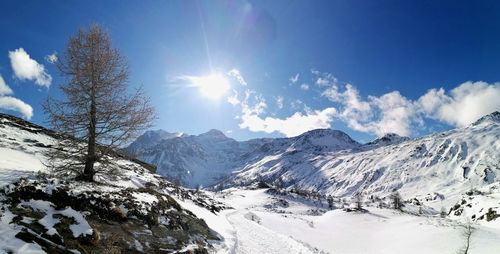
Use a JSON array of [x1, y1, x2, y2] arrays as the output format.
[[1, 0, 500, 142]]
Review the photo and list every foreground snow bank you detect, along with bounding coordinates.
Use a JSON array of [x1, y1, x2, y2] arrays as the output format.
[[0, 177, 220, 253]]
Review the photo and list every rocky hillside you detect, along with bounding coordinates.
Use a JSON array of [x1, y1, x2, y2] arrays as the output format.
[[0, 113, 225, 253]]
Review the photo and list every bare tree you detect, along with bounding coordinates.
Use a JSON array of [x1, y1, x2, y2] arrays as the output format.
[[440, 206, 448, 218], [44, 25, 155, 181], [389, 191, 403, 210], [354, 193, 364, 210], [458, 222, 475, 254], [327, 195, 335, 210]]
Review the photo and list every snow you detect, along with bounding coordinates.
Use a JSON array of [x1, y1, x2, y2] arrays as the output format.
[[228, 118, 500, 209], [225, 210, 316, 254], [1, 111, 500, 253], [19, 199, 93, 238], [0, 207, 45, 254], [131, 192, 158, 204], [128, 114, 500, 213], [0, 148, 45, 173], [172, 197, 236, 253], [180, 188, 500, 254], [126, 128, 360, 188]]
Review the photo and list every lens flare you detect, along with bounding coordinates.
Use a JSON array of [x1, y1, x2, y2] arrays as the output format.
[[193, 74, 230, 100]]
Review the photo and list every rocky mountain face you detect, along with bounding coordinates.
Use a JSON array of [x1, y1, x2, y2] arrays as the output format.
[[128, 112, 500, 204]]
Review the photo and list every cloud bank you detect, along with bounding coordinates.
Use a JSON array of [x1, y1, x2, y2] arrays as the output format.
[[0, 96, 33, 119], [0, 74, 33, 119], [227, 69, 499, 138], [239, 107, 337, 137], [321, 78, 499, 137], [0, 75, 13, 95], [418, 81, 500, 127]]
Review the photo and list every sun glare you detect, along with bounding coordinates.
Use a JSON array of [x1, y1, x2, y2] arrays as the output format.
[[194, 74, 230, 100]]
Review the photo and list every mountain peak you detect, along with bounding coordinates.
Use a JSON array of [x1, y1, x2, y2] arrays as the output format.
[[291, 128, 360, 150], [127, 129, 185, 154], [472, 111, 500, 126], [141, 129, 185, 140], [200, 129, 226, 138], [365, 133, 410, 147]]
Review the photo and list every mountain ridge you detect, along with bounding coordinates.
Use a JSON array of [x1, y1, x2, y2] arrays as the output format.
[[127, 112, 500, 202]]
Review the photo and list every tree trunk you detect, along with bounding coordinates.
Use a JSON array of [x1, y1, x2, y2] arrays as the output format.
[[82, 85, 97, 181]]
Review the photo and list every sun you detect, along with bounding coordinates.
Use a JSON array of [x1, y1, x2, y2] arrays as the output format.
[[193, 73, 230, 100]]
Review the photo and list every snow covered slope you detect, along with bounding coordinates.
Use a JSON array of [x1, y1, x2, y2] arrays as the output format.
[[128, 112, 499, 207], [227, 112, 500, 205], [0, 113, 224, 253]]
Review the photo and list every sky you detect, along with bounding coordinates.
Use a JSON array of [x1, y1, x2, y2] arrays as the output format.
[[1, 0, 500, 142]]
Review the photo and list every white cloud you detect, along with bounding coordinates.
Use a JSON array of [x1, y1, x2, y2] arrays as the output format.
[[320, 79, 499, 137], [228, 69, 247, 86], [322, 83, 419, 137], [290, 99, 304, 110], [227, 90, 241, 106], [300, 83, 309, 91], [418, 81, 500, 126], [312, 69, 338, 87], [0, 96, 33, 119], [241, 89, 267, 115], [236, 87, 337, 137], [233, 68, 499, 138], [367, 91, 421, 136], [0, 74, 34, 119], [276, 96, 284, 109], [323, 83, 371, 120], [239, 107, 337, 137], [289, 73, 299, 84], [0, 75, 13, 96], [45, 52, 58, 63], [9, 48, 52, 87]]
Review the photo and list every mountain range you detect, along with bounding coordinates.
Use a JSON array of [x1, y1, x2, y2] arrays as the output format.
[[126, 111, 500, 202]]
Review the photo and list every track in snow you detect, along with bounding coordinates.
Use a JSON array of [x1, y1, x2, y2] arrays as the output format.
[[225, 210, 318, 254]]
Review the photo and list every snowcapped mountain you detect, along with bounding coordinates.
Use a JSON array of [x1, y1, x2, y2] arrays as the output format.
[[128, 112, 499, 206], [472, 110, 500, 126], [1, 112, 499, 254], [126, 129, 253, 187], [126, 129, 186, 155], [364, 133, 410, 147], [126, 127, 361, 187], [226, 112, 500, 203]]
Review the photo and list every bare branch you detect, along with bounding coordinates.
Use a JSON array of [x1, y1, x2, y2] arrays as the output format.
[[44, 24, 156, 181]]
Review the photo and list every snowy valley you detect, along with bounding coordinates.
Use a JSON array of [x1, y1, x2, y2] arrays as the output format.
[[0, 112, 499, 253]]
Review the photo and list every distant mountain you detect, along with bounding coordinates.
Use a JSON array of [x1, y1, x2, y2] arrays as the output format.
[[364, 133, 410, 147], [126, 128, 360, 187], [472, 110, 500, 126], [127, 129, 186, 155], [128, 112, 499, 203], [224, 111, 500, 201]]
